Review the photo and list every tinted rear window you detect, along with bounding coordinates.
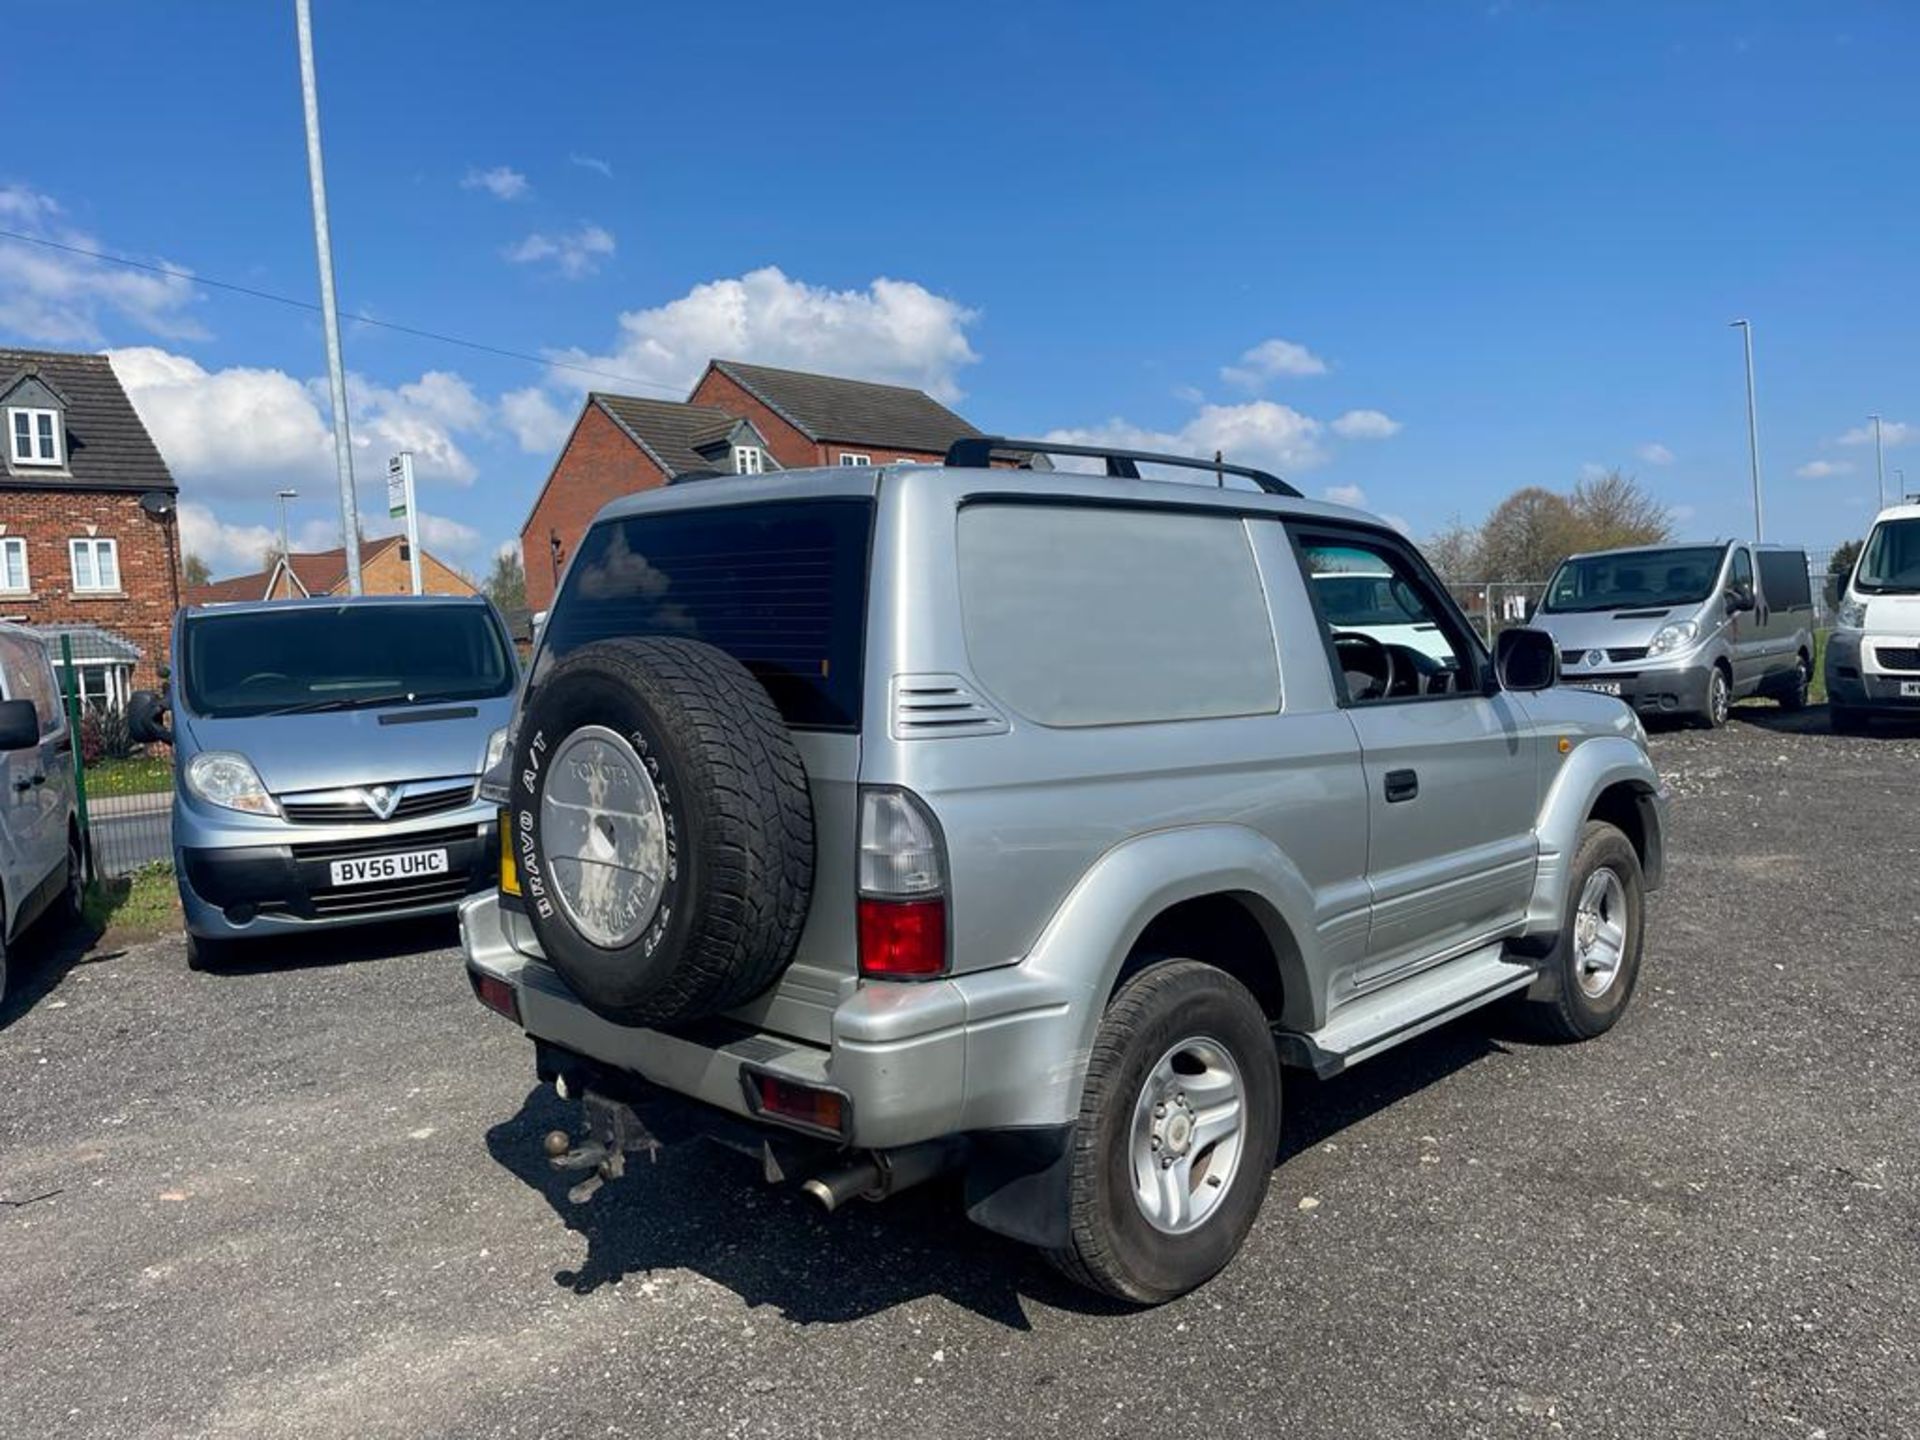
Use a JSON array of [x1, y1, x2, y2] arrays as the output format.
[[1757, 550, 1812, 610], [539, 499, 872, 731]]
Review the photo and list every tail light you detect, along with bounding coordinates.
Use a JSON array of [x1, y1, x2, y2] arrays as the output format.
[[746, 1072, 850, 1138], [856, 787, 948, 979], [469, 968, 521, 1024]]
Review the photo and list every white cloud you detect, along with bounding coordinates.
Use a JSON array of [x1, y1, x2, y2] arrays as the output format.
[[110, 347, 485, 497], [1322, 483, 1368, 507], [569, 154, 614, 178], [501, 385, 576, 453], [1220, 337, 1329, 389], [0, 185, 203, 344], [1636, 442, 1675, 465], [1796, 458, 1854, 479], [1330, 408, 1402, 440], [548, 265, 981, 403], [506, 224, 615, 279], [462, 166, 529, 201], [1838, 419, 1911, 448], [1046, 400, 1329, 480], [179, 501, 337, 576], [1578, 461, 1609, 480]]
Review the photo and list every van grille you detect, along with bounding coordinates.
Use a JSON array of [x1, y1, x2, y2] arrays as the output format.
[[1561, 647, 1649, 667], [307, 873, 475, 917], [280, 779, 475, 825], [1876, 646, 1920, 672], [890, 674, 1010, 739]]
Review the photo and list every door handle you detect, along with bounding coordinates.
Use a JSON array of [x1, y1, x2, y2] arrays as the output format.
[[11, 778, 31, 792], [1384, 768, 1419, 803]]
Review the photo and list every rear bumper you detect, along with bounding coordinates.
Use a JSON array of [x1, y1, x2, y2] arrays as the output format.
[[1825, 632, 1920, 713], [459, 890, 1086, 1150], [180, 812, 496, 937]]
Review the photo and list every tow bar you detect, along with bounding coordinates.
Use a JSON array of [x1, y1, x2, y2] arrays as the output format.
[[543, 1087, 659, 1204]]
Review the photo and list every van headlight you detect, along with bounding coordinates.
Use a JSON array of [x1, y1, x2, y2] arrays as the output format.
[[478, 725, 512, 805], [185, 752, 278, 816], [1836, 599, 1868, 630], [483, 726, 509, 773], [1647, 620, 1700, 656]]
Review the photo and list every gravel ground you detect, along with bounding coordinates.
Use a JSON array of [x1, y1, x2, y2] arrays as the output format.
[[3, 708, 1917, 1440]]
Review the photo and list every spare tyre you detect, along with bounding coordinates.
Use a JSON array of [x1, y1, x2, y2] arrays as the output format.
[[508, 637, 814, 1026]]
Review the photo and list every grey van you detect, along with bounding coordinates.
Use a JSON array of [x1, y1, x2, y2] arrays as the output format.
[[461, 438, 1669, 1304], [0, 623, 81, 1004], [131, 596, 515, 968], [1535, 541, 1815, 727]]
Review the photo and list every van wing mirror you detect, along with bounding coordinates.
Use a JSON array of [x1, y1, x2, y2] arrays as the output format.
[[128, 689, 172, 745], [1494, 627, 1560, 693], [0, 698, 38, 751], [1726, 584, 1755, 614], [1825, 572, 1848, 608]]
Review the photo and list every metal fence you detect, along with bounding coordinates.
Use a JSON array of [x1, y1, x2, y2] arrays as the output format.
[[51, 632, 173, 882]]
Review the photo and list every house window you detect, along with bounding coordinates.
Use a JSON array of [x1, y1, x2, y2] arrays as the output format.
[[70, 538, 120, 593], [0, 537, 26, 592], [838, 452, 872, 467], [733, 445, 765, 475], [8, 408, 62, 467]]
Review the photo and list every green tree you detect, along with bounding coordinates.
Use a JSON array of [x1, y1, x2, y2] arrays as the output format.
[[484, 546, 527, 614], [182, 552, 212, 587], [1829, 539, 1862, 578]]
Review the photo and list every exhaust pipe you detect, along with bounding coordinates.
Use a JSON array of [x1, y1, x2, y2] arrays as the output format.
[[801, 1138, 967, 1212]]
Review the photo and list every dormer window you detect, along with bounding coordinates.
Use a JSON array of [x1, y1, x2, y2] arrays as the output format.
[[733, 445, 765, 475], [8, 407, 62, 467]]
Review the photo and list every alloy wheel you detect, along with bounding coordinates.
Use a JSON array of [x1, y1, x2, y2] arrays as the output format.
[[1128, 1035, 1247, 1236]]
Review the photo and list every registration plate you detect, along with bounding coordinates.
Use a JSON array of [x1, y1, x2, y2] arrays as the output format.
[[328, 848, 450, 887], [1903, 681, 1920, 698], [1571, 681, 1623, 696]]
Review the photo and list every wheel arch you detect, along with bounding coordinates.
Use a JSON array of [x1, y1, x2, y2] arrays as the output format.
[[1519, 736, 1666, 941]]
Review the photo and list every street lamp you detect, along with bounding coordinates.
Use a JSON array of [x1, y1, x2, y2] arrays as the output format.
[[276, 489, 299, 568], [1869, 414, 1886, 510], [1730, 320, 1764, 540]]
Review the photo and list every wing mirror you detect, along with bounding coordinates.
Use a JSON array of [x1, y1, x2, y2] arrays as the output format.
[[1725, 584, 1756, 614], [1493, 627, 1560, 693], [0, 699, 38, 751], [1824, 572, 1848, 608], [128, 689, 173, 745]]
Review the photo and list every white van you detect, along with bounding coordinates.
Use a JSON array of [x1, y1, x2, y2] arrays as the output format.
[[0, 623, 82, 1005], [1826, 502, 1920, 732]]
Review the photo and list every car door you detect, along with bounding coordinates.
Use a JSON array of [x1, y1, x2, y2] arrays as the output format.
[[0, 635, 54, 923], [1725, 545, 1763, 692], [23, 641, 73, 883], [1291, 526, 1540, 985]]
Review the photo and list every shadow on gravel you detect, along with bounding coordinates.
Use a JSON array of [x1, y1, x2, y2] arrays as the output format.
[[0, 914, 108, 1031], [485, 1010, 1509, 1329], [1731, 702, 1920, 739], [197, 914, 460, 976]]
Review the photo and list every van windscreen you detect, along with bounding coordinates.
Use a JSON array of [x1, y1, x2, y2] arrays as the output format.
[[537, 499, 872, 731], [1541, 546, 1726, 612], [182, 604, 515, 718]]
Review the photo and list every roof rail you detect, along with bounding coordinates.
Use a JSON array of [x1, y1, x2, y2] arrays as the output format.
[[942, 435, 1301, 497]]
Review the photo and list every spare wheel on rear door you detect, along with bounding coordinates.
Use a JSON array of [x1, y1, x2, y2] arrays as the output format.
[[509, 636, 814, 1026]]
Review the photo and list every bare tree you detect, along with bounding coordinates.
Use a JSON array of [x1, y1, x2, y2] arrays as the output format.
[[1475, 487, 1580, 583], [182, 553, 212, 587], [1570, 470, 1672, 549], [1421, 517, 1483, 583]]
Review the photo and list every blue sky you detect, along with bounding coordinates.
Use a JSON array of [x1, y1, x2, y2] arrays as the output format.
[[1, 1, 1914, 577]]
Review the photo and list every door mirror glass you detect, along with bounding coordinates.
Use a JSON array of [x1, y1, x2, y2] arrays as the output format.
[[1825, 572, 1848, 608], [127, 689, 172, 745], [1726, 584, 1755, 614], [0, 698, 39, 750], [1494, 627, 1559, 692]]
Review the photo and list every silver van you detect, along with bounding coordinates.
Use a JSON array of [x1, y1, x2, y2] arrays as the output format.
[[0, 623, 81, 1004], [1535, 541, 1815, 727], [462, 438, 1668, 1303], [130, 596, 516, 968]]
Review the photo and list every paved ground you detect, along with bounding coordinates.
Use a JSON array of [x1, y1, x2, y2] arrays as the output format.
[[4, 707, 1917, 1439]]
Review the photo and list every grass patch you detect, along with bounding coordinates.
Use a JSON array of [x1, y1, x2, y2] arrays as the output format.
[[85, 754, 173, 799], [1811, 629, 1829, 704], [83, 860, 180, 940]]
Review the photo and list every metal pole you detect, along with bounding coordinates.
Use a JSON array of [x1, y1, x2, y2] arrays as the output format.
[[1731, 319, 1764, 540], [1870, 414, 1886, 511], [295, 0, 363, 595], [276, 488, 297, 567]]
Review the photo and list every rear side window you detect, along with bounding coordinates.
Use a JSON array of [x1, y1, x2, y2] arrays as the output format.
[[1757, 550, 1812, 610], [956, 504, 1280, 727], [539, 499, 872, 731]]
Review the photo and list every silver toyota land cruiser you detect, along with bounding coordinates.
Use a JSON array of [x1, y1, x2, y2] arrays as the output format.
[[462, 438, 1668, 1303]]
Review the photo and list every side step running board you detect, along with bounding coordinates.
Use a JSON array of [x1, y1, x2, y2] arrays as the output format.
[[1275, 944, 1538, 1078]]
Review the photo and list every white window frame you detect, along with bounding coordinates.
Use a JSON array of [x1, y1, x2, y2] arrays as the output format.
[[733, 445, 765, 475], [0, 537, 27, 592], [8, 407, 63, 467], [69, 537, 121, 594], [838, 452, 873, 467]]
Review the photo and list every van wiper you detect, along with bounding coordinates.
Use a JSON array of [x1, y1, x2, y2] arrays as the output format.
[[268, 690, 417, 716]]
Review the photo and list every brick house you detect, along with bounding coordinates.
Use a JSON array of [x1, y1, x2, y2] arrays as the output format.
[[520, 360, 993, 611], [182, 533, 477, 606], [0, 347, 183, 706]]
